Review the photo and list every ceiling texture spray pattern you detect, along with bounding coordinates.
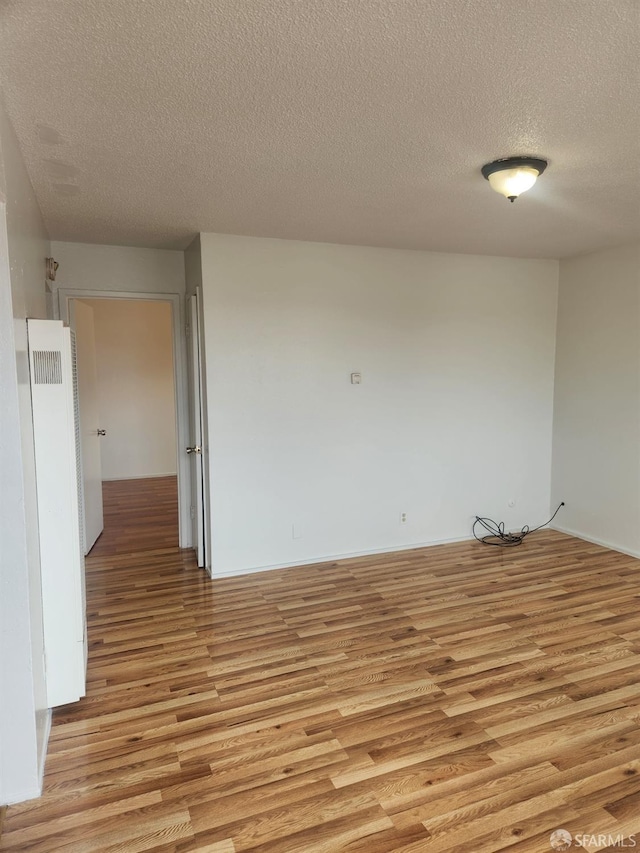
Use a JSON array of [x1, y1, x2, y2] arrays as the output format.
[[0, 0, 638, 257]]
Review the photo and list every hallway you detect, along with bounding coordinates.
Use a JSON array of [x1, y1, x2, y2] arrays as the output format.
[[89, 476, 180, 557]]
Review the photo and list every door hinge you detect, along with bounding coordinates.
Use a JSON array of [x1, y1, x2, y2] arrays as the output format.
[[190, 505, 196, 519]]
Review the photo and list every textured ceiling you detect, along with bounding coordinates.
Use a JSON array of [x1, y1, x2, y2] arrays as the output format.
[[1, 0, 639, 258]]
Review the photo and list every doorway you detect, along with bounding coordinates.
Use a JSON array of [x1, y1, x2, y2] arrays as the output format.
[[59, 289, 193, 555]]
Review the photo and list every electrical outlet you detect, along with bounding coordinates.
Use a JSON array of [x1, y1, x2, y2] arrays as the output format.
[[400, 512, 407, 524]]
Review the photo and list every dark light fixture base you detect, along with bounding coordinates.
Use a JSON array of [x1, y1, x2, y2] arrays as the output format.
[[481, 156, 548, 181]]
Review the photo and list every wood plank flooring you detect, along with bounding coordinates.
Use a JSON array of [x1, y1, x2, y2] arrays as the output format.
[[89, 477, 179, 557], [3, 482, 640, 852]]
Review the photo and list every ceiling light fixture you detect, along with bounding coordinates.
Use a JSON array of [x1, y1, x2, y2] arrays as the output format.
[[481, 156, 548, 202]]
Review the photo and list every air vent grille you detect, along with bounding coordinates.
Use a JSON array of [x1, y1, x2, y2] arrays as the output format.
[[32, 350, 63, 384]]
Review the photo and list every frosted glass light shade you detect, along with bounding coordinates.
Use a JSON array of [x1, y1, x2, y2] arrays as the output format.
[[487, 166, 539, 199], [481, 157, 548, 202]]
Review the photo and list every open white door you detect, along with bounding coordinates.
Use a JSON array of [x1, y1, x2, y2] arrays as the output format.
[[70, 299, 105, 553], [187, 290, 207, 568], [27, 320, 86, 707]]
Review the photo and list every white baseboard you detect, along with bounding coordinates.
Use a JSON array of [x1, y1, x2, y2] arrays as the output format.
[[551, 524, 640, 561], [210, 533, 475, 579], [101, 473, 177, 481], [2, 705, 50, 804], [3, 783, 42, 806]]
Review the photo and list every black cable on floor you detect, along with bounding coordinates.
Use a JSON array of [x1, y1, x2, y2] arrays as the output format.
[[473, 502, 564, 547]]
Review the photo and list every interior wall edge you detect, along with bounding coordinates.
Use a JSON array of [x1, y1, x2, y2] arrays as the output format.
[[35, 709, 51, 795]]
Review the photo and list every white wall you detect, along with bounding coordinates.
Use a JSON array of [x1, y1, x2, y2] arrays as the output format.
[[184, 235, 202, 298], [50, 241, 185, 298], [0, 98, 50, 804], [80, 299, 177, 480], [200, 233, 559, 576], [551, 243, 640, 556]]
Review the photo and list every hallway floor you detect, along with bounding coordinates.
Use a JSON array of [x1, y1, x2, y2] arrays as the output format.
[[89, 476, 179, 557]]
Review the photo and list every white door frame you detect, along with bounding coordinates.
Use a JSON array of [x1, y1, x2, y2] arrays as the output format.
[[187, 288, 211, 570], [58, 288, 192, 549]]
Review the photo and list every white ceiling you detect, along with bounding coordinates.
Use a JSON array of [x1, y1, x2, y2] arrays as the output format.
[[1, 0, 639, 258]]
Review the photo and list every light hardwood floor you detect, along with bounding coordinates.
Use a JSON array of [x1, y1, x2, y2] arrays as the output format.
[[89, 476, 179, 557], [3, 480, 640, 852]]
